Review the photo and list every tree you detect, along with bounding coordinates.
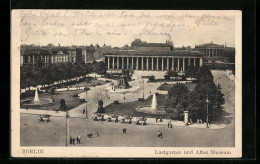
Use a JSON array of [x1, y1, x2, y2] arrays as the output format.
[[187, 66, 225, 122], [96, 100, 104, 113], [148, 76, 155, 82], [185, 65, 198, 78], [196, 65, 213, 82], [60, 99, 67, 111], [165, 84, 190, 118], [164, 74, 170, 80], [93, 61, 107, 75]]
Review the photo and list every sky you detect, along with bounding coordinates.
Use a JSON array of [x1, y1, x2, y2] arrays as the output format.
[[19, 10, 236, 48]]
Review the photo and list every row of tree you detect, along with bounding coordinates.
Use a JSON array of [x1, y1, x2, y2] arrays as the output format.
[[20, 60, 107, 90], [165, 65, 225, 122]]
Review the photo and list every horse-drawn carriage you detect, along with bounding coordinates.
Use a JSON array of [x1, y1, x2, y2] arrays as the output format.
[[38, 114, 51, 122], [120, 115, 132, 124], [111, 114, 119, 123], [92, 113, 104, 121], [135, 117, 146, 126]]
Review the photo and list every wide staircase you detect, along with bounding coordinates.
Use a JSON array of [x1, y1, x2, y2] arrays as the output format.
[[132, 71, 167, 79]]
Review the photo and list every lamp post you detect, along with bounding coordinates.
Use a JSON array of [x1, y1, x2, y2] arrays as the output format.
[[142, 78, 144, 99], [85, 87, 88, 119], [206, 95, 209, 128], [65, 110, 69, 146]]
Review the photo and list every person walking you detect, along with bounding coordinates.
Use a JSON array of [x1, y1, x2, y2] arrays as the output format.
[[160, 131, 163, 138], [72, 138, 75, 145], [83, 109, 85, 114], [76, 136, 79, 144], [123, 128, 126, 134], [97, 131, 100, 137], [156, 116, 158, 123], [78, 136, 81, 144], [69, 137, 72, 145], [158, 131, 161, 138]]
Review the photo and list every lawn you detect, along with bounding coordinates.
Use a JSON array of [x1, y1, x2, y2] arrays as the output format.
[[157, 83, 197, 91], [21, 90, 86, 111], [70, 79, 108, 88], [104, 94, 171, 118]]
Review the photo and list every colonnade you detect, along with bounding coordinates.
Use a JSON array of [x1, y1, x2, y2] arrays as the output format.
[[106, 56, 203, 72], [202, 48, 224, 57]]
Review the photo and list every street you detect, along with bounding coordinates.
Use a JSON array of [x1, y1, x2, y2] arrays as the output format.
[[20, 70, 235, 147]]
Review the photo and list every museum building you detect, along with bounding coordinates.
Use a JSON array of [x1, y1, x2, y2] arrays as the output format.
[[104, 39, 203, 72]]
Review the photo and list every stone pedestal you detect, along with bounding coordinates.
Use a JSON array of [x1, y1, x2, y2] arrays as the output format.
[[184, 111, 189, 126]]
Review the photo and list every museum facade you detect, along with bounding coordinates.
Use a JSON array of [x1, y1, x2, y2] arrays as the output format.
[[104, 50, 203, 72]]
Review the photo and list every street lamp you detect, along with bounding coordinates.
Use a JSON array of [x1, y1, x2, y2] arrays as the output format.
[[65, 109, 69, 147], [206, 95, 209, 128], [85, 87, 88, 119], [142, 78, 144, 99]]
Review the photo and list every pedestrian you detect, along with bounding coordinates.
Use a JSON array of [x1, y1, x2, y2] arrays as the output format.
[[83, 109, 85, 114], [160, 117, 163, 122], [160, 131, 163, 138], [78, 136, 81, 144], [26, 105, 29, 111], [168, 122, 170, 128], [97, 131, 100, 137], [158, 131, 161, 138], [69, 137, 72, 144], [123, 128, 126, 134], [76, 136, 79, 144], [72, 138, 75, 145]]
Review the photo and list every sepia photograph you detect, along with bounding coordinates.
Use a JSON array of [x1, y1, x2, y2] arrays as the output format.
[[11, 10, 242, 158]]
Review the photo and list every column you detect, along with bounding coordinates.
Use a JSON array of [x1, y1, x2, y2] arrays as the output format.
[[117, 57, 119, 70], [28, 56, 30, 63], [177, 58, 180, 72], [222, 50, 223, 57], [200, 58, 203, 67], [167, 58, 169, 71], [127, 57, 129, 69], [131, 57, 134, 69], [157, 58, 159, 71], [146, 58, 149, 70], [152, 58, 154, 71], [32, 55, 35, 64], [194, 58, 196, 66], [162, 58, 164, 71], [112, 57, 115, 69], [136, 57, 139, 70], [51, 55, 53, 63], [183, 58, 185, 72], [188, 58, 190, 66], [172, 58, 174, 71], [122, 57, 124, 68], [141, 57, 144, 70]]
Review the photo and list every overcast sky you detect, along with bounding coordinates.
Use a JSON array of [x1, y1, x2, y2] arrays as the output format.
[[19, 10, 236, 48]]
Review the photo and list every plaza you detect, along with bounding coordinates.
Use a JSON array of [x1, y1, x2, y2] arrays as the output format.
[[20, 70, 235, 147]]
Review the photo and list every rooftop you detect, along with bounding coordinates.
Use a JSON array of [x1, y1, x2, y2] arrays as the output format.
[[195, 42, 224, 48]]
